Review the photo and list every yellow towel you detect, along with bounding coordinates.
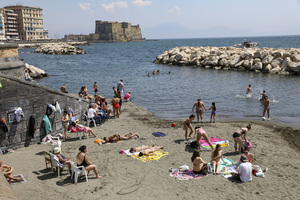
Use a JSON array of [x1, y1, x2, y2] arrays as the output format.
[[131, 150, 168, 162]]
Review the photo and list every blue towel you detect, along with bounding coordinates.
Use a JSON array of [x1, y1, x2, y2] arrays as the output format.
[[152, 132, 166, 137]]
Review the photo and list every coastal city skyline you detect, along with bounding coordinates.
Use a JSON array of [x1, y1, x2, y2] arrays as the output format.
[[1, 0, 300, 39]]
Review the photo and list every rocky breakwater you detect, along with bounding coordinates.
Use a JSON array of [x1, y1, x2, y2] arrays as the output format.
[[34, 43, 87, 55], [154, 46, 300, 75]]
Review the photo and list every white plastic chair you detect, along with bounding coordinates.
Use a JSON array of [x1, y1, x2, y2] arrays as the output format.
[[50, 136, 62, 154], [50, 153, 64, 177], [76, 125, 89, 140], [84, 113, 96, 127], [71, 162, 88, 184]]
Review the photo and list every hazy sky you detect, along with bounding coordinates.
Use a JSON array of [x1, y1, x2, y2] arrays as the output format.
[[1, 0, 300, 39]]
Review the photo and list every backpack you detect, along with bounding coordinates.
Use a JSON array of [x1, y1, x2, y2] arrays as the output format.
[[190, 141, 198, 149]]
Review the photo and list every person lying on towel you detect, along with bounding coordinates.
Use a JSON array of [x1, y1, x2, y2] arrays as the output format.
[[0, 160, 22, 182], [103, 132, 139, 143], [129, 145, 164, 156]]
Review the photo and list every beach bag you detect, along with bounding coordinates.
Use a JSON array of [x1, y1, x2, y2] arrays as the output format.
[[201, 164, 208, 175], [179, 165, 190, 172], [190, 141, 198, 149]]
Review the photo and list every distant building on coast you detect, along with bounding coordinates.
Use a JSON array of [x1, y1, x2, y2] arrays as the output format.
[[1, 8, 18, 40], [64, 20, 144, 43], [1, 5, 48, 41], [0, 12, 5, 41]]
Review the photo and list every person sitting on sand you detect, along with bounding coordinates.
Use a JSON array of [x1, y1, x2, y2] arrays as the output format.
[[99, 98, 111, 117], [231, 155, 252, 182], [211, 144, 227, 175], [53, 147, 72, 173], [60, 84, 68, 93], [71, 121, 97, 138], [75, 145, 102, 179], [192, 98, 207, 123], [195, 126, 214, 150], [103, 132, 139, 143], [232, 124, 251, 153], [191, 149, 208, 175], [183, 114, 195, 140], [129, 145, 164, 156], [0, 160, 22, 182], [262, 96, 270, 120], [111, 96, 120, 118], [124, 91, 132, 102], [242, 149, 254, 165]]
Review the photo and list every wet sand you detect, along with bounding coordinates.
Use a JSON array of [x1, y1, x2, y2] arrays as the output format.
[[1, 102, 300, 200]]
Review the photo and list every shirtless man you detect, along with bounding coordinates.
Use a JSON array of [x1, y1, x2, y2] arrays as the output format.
[[246, 84, 252, 95], [60, 84, 68, 93], [262, 96, 270, 120], [192, 98, 207, 123], [103, 132, 139, 143], [111, 96, 120, 118], [260, 90, 266, 102], [0, 160, 21, 182]]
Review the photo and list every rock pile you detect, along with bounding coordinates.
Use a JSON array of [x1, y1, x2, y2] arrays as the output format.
[[34, 43, 87, 55], [154, 46, 300, 75], [18, 41, 90, 49], [25, 63, 49, 79]]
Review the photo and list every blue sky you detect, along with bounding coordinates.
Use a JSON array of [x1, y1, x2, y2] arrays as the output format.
[[1, 0, 300, 39]]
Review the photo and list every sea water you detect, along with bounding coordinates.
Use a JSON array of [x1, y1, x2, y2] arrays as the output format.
[[19, 36, 300, 126]]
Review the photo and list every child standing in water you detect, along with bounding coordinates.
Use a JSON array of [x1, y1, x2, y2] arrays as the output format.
[[208, 102, 216, 123], [93, 82, 98, 95]]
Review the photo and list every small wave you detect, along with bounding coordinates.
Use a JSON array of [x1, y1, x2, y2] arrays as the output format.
[[235, 95, 248, 99]]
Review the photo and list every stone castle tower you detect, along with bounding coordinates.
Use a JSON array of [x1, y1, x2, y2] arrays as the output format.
[[92, 20, 143, 42]]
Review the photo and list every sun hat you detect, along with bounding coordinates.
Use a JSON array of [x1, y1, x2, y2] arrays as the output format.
[[53, 147, 61, 154]]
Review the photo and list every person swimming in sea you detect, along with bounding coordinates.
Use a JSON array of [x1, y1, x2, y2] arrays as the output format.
[[246, 84, 252, 96]]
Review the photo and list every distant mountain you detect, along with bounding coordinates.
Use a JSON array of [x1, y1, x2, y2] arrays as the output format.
[[143, 22, 252, 39]]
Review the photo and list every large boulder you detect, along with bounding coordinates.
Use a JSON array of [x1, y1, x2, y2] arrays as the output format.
[[262, 64, 272, 73], [270, 66, 281, 74], [291, 54, 300, 62], [281, 57, 290, 69], [262, 55, 274, 65], [25, 63, 48, 79], [250, 62, 263, 71], [207, 56, 219, 66], [287, 61, 300, 73], [271, 58, 283, 69], [243, 59, 253, 69], [229, 55, 241, 67]]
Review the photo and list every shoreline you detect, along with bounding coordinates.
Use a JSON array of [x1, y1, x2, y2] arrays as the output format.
[[1, 101, 300, 199]]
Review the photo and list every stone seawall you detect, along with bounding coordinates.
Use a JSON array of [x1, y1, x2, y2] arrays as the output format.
[[0, 44, 24, 78], [0, 73, 89, 151], [154, 46, 300, 75]]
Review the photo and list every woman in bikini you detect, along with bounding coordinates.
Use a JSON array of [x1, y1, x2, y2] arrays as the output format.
[[183, 114, 195, 140], [232, 124, 251, 153], [191, 149, 208, 175], [211, 144, 227, 175], [75, 145, 102, 179], [61, 110, 70, 140], [93, 82, 99, 95], [111, 96, 120, 118], [129, 145, 164, 156], [195, 126, 214, 150], [192, 98, 207, 123], [208, 102, 216, 123], [103, 132, 139, 143]]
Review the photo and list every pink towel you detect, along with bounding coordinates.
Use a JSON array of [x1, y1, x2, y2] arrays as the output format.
[[76, 125, 88, 133], [200, 137, 224, 146]]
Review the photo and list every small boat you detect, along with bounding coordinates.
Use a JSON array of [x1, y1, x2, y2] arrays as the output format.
[[234, 41, 259, 48]]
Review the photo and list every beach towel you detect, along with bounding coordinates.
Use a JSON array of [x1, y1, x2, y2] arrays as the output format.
[[7, 174, 27, 184], [131, 150, 168, 162], [170, 170, 206, 180], [152, 132, 166, 137], [200, 137, 230, 149]]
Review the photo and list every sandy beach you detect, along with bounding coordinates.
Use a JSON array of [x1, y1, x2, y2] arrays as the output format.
[[1, 101, 300, 200]]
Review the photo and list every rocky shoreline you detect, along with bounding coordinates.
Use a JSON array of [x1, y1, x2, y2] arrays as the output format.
[[18, 41, 90, 49], [154, 46, 300, 75]]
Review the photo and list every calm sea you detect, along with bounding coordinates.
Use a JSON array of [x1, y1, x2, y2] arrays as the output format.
[[19, 36, 300, 126]]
